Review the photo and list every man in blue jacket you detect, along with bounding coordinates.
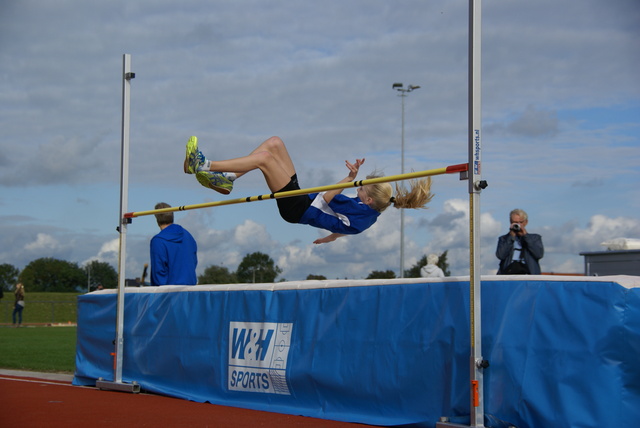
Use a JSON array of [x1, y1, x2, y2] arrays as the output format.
[[496, 208, 544, 275], [150, 202, 198, 286]]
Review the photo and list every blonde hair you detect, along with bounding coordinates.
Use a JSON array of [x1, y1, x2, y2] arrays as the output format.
[[364, 172, 434, 213]]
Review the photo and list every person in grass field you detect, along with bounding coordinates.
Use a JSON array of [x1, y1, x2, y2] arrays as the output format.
[[12, 282, 25, 327]]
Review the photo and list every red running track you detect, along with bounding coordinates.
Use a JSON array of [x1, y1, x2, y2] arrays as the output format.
[[0, 370, 378, 428]]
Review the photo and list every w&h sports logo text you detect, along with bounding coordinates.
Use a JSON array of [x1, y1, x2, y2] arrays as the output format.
[[228, 321, 292, 395]]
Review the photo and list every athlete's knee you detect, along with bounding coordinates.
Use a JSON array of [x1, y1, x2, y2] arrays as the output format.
[[264, 136, 285, 150]]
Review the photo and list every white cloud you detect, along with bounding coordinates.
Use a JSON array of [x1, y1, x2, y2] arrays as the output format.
[[486, 105, 559, 138], [425, 199, 471, 249], [87, 238, 121, 268], [234, 220, 276, 249], [277, 245, 327, 279], [547, 215, 640, 256], [418, 198, 504, 275], [24, 233, 60, 252]]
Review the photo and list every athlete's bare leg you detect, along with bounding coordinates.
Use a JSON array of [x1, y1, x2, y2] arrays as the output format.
[[206, 136, 295, 192]]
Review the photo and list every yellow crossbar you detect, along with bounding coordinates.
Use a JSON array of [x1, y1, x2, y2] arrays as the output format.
[[124, 163, 468, 219]]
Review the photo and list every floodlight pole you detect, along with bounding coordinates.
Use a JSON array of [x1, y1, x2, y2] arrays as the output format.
[[437, 0, 487, 427], [392, 83, 420, 278], [96, 54, 140, 394]]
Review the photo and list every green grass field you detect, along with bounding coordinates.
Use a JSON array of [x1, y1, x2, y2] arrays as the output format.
[[0, 292, 80, 373], [0, 326, 77, 373]]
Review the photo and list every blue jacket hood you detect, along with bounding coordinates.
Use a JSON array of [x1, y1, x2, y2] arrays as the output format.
[[156, 223, 188, 243]]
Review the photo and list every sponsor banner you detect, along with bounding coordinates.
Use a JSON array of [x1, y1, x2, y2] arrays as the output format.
[[74, 277, 640, 428], [228, 321, 292, 395]]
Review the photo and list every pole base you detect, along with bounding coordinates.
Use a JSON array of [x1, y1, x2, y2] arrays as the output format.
[[96, 378, 140, 394], [436, 418, 484, 428]]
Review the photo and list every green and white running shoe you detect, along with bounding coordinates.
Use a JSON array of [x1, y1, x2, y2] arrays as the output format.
[[184, 136, 205, 174], [196, 171, 235, 195]]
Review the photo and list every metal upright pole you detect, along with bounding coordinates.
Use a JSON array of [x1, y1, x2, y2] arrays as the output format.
[[96, 54, 140, 394], [115, 53, 132, 384], [467, 0, 488, 424], [400, 92, 405, 278], [437, 0, 487, 426]]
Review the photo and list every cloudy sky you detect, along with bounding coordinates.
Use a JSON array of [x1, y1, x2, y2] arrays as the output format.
[[1, 0, 638, 282]]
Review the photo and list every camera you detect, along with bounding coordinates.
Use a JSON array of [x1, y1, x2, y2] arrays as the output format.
[[510, 223, 521, 232]]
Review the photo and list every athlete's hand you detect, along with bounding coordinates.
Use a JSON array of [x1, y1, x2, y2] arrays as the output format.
[[346, 158, 365, 181], [313, 233, 344, 244]]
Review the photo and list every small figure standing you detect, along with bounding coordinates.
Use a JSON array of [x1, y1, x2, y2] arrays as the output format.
[[12, 283, 25, 327], [421, 254, 445, 278]]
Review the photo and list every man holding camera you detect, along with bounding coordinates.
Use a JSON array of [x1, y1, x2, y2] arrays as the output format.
[[496, 208, 544, 275]]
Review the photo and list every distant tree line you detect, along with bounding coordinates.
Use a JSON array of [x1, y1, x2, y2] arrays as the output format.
[[0, 259, 117, 292], [198, 252, 283, 284], [0, 250, 450, 292]]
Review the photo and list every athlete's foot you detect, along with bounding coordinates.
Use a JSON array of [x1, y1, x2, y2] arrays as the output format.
[[184, 136, 205, 174], [196, 171, 234, 195]]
